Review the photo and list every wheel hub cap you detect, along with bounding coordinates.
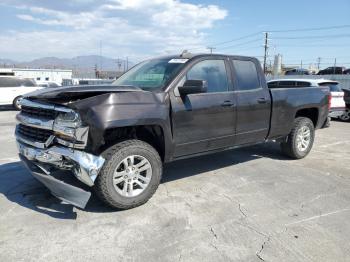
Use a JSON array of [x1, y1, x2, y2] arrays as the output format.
[[113, 155, 152, 197], [296, 126, 311, 152]]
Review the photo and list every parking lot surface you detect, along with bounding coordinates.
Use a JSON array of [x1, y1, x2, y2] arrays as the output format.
[[0, 109, 349, 262]]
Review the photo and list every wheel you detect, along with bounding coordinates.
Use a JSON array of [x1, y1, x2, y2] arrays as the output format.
[[339, 108, 350, 122], [95, 139, 162, 209], [13, 96, 23, 110], [280, 117, 315, 159]]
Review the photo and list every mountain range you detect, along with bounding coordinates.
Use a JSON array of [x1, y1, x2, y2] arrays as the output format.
[[0, 55, 132, 71]]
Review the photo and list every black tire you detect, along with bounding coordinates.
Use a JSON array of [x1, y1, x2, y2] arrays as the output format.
[[339, 108, 350, 122], [95, 139, 162, 209], [280, 117, 315, 159], [13, 96, 23, 110]]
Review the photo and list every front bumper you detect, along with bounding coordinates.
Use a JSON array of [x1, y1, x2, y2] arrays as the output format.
[[19, 155, 91, 209], [17, 141, 105, 208]]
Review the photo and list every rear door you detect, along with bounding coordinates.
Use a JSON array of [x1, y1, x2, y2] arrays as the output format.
[[171, 58, 236, 157], [230, 58, 271, 145]]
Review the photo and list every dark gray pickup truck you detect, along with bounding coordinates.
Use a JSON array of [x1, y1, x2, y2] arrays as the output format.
[[15, 53, 330, 209]]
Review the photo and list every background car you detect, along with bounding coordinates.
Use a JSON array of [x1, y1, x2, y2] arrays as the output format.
[[339, 88, 350, 121], [317, 66, 346, 75], [38, 82, 61, 88], [344, 69, 350, 75], [285, 68, 310, 75], [267, 79, 346, 126], [0, 76, 43, 110]]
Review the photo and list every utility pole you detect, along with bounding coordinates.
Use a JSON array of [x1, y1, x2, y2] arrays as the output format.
[[333, 58, 337, 75], [126, 57, 129, 71], [317, 57, 321, 70], [263, 32, 269, 74], [207, 47, 216, 54]]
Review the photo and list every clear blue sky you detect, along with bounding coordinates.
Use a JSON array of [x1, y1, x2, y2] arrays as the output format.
[[0, 0, 349, 68]]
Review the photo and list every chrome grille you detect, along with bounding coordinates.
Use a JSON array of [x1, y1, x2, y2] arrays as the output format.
[[21, 105, 57, 119], [17, 124, 53, 143]]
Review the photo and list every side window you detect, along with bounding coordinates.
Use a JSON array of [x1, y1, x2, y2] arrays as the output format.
[[186, 60, 229, 93], [278, 81, 296, 88], [267, 81, 278, 88], [232, 60, 260, 91], [296, 81, 311, 87]]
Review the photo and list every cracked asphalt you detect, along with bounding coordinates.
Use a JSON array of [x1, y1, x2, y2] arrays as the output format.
[[0, 109, 350, 262]]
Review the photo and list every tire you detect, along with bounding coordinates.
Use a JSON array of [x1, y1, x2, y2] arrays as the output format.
[[13, 96, 23, 110], [280, 117, 315, 159], [339, 108, 350, 122], [95, 139, 162, 209]]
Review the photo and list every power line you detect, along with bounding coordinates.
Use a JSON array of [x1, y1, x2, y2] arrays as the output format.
[[209, 32, 262, 47], [267, 24, 350, 33], [217, 38, 262, 50], [272, 34, 350, 40]]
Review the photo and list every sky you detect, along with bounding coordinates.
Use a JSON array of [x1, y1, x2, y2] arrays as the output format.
[[0, 0, 349, 68]]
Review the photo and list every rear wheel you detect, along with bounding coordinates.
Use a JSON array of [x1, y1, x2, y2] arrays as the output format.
[[95, 140, 162, 209], [339, 108, 350, 122], [12, 96, 23, 110], [281, 117, 315, 159]]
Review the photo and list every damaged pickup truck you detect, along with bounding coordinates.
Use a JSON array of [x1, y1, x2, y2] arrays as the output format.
[[15, 53, 330, 209]]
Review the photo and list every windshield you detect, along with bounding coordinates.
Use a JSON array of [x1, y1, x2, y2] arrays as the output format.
[[112, 58, 188, 90]]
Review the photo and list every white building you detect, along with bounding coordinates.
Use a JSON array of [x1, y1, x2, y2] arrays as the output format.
[[0, 68, 72, 85]]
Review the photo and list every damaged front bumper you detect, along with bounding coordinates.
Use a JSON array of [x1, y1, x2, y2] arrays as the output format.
[[17, 141, 105, 208]]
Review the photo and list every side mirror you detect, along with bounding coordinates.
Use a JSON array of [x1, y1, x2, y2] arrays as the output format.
[[178, 80, 207, 96]]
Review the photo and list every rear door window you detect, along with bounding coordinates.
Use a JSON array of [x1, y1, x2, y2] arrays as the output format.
[[296, 81, 311, 87], [277, 81, 296, 88], [232, 60, 261, 90], [267, 81, 278, 88], [0, 77, 36, 87]]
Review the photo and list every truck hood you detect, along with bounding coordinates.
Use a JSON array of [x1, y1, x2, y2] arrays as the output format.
[[24, 85, 143, 103]]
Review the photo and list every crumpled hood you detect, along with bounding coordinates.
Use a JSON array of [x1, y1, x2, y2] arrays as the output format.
[[24, 85, 143, 103]]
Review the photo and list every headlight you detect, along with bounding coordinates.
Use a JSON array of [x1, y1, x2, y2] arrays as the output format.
[[55, 111, 82, 128]]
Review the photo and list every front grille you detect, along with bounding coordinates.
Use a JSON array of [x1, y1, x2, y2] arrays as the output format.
[[17, 124, 53, 143], [21, 105, 57, 119]]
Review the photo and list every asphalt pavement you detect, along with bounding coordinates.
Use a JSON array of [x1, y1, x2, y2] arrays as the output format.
[[0, 109, 349, 262]]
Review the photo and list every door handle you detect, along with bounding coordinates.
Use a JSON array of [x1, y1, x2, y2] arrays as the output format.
[[221, 101, 234, 107], [257, 98, 267, 104]]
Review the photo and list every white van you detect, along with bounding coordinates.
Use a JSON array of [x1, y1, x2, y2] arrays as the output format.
[[0, 76, 43, 109]]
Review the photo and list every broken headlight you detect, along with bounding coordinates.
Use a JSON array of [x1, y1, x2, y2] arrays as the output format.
[[55, 111, 82, 128]]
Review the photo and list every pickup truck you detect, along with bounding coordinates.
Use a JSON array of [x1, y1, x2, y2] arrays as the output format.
[[15, 53, 330, 209]]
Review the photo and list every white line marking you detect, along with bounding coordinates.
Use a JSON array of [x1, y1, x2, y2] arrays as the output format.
[[319, 140, 350, 148], [286, 208, 350, 226]]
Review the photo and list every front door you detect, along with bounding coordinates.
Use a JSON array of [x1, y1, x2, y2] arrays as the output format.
[[171, 59, 236, 157]]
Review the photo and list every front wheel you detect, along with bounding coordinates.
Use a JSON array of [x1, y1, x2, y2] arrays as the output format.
[[95, 140, 162, 209], [281, 117, 315, 159]]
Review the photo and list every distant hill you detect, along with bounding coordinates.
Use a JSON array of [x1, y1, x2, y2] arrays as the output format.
[[0, 55, 132, 71]]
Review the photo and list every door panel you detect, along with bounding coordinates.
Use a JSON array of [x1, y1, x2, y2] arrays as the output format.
[[234, 88, 271, 144], [171, 92, 235, 156], [231, 59, 271, 145], [171, 58, 236, 157]]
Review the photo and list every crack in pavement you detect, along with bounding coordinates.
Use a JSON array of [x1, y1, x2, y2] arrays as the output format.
[[256, 236, 271, 261]]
